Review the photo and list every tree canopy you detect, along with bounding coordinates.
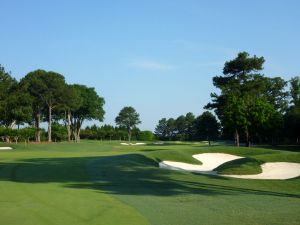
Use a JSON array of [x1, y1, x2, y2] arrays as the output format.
[[1, 65, 105, 143], [115, 106, 141, 143], [70, 84, 105, 142], [0, 58, 298, 146], [206, 52, 292, 146]]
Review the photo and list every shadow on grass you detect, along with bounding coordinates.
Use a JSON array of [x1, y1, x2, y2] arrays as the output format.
[[0, 153, 299, 198], [191, 145, 222, 148], [139, 148, 170, 152], [255, 145, 300, 152]]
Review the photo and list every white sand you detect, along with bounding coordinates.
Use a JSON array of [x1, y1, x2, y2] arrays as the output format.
[[0, 147, 13, 150], [154, 141, 164, 145], [121, 143, 130, 145], [160, 153, 243, 175], [159, 153, 300, 180], [120, 142, 146, 146], [131, 143, 146, 145], [223, 162, 300, 180]]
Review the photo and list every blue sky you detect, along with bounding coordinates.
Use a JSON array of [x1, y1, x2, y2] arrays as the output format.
[[1, 0, 299, 131]]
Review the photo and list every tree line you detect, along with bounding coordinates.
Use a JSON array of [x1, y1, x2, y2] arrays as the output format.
[[0, 66, 105, 143], [206, 52, 299, 146], [0, 70, 145, 143], [81, 124, 154, 142], [155, 52, 299, 146], [81, 106, 150, 142], [1, 52, 299, 146], [154, 111, 220, 145]]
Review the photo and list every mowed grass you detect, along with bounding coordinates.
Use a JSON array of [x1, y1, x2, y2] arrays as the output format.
[[215, 158, 263, 175], [0, 141, 299, 225]]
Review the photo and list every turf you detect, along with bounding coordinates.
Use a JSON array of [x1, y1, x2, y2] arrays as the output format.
[[214, 157, 263, 175], [0, 141, 299, 225]]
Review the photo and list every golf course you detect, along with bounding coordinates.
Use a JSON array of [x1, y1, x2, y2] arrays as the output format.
[[0, 141, 299, 225], [1, 1, 300, 224]]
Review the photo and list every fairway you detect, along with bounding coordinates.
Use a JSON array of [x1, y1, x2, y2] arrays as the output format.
[[0, 142, 300, 225]]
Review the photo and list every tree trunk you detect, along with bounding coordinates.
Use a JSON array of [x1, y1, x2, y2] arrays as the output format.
[[75, 119, 82, 143], [72, 129, 77, 142], [70, 116, 76, 142], [259, 135, 263, 145], [48, 105, 52, 142], [271, 136, 276, 146], [245, 129, 250, 147], [35, 113, 41, 142], [5, 136, 10, 143], [235, 129, 240, 147], [9, 121, 16, 129], [66, 110, 71, 142], [128, 129, 131, 143], [76, 129, 81, 143]]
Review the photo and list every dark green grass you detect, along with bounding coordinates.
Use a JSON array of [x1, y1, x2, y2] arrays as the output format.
[[0, 141, 299, 225]]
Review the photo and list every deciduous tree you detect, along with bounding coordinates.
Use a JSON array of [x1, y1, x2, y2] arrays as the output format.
[[115, 106, 141, 143], [71, 85, 105, 142], [194, 111, 220, 145]]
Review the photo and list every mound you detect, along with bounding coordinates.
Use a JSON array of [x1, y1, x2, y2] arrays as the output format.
[[215, 158, 263, 175]]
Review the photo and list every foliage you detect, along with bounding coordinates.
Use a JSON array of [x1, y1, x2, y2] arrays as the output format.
[[290, 76, 300, 106], [0, 60, 298, 145], [115, 106, 141, 142], [0, 65, 32, 128], [19, 127, 36, 142], [51, 123, 67, 142], [82, 124, 124, 141], [206, 52, 288, 146], [284, 76, 300, 143], [194, 111, 220, 145], [71, 85, 105, 142], [138, 130, 155, 141], [154, 118, 168, 140], [155, 111, 219, 142]]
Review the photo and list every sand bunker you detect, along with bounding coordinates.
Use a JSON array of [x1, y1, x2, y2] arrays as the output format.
[[121, 143, 146, 146], [154, 141, 165, 145], [159, 153, 300, 180], [223, 162, 300, 180], [121, 143, 130, 145], [0, 147, 13, 150], [132, 143, 146, 145], [160, 153, 243, 175]]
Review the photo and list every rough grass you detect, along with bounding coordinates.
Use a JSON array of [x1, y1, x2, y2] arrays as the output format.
[[0, 141, 299, 225]]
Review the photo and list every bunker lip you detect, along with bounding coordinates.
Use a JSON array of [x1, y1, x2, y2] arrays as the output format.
[[159, 153, 300, 180]]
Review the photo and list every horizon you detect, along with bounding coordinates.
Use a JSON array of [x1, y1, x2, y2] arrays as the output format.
[[1, 0, 299, 131]]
